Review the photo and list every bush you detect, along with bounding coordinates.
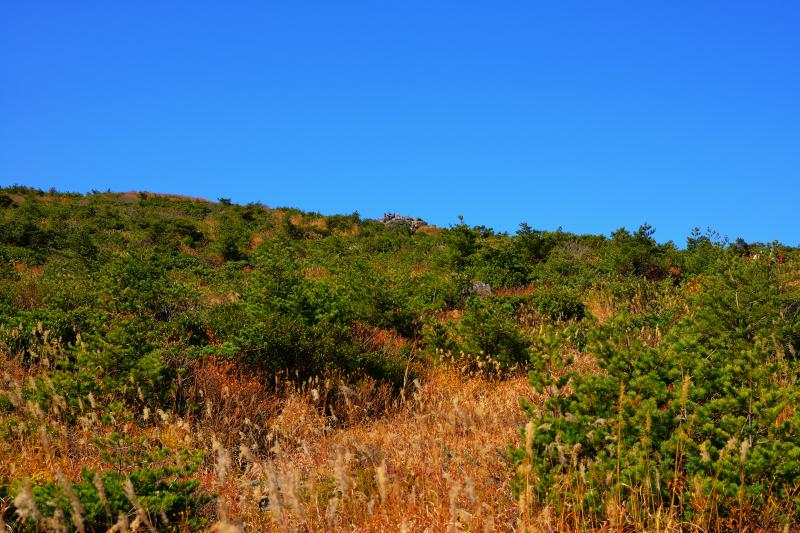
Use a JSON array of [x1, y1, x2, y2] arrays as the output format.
[[7, 449, 211, 532], [525, 288, 586, 322], [513, 258, 800, 528], [452, 297, 530, 369]]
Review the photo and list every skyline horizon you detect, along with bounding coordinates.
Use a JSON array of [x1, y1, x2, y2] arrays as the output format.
[[1, 180, 789, 247]]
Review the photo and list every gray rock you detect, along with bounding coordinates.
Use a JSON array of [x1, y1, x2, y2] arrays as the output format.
[[379, 213, 428, 232], [469, 281, 493, 297]]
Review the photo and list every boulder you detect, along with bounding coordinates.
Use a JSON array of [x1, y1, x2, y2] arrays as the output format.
[[379, 213, 428, 232]]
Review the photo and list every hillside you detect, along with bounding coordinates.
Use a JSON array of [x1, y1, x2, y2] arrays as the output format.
[[1, 186, 799, 531]]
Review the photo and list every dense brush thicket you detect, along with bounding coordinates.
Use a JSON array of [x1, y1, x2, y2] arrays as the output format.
[[513, 258, 800, 530], [0, 185, 797, 530]]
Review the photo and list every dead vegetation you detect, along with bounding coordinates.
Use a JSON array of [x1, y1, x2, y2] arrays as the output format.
[[1, 345, 535, 531]]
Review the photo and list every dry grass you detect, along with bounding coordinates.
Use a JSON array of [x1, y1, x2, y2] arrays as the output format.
[[433, 309, 464, 325], [302, 265, 329, 281], [0, 343, 535, 531], [584, 289, 615, 324], [306, 217, 328, 231], [249, 233, 265, 250], [225, 367, 532, 531], [493, 286, 535, 298], [119, 191, 213, 204], [332, 223, 361, 237], [416, 226, 442, 236]]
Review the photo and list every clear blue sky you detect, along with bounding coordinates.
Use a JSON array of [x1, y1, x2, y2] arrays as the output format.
[[2, 2, 798, 245]]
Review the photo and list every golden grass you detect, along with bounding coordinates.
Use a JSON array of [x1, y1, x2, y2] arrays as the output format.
[[250, 234, 265, 249], [302, 265, 329, 281], [119, 191, 213, 203], [415, 225, 442, 236], [584, 289, 615, 324], [306, 217, 327, 231], [493, 285, 535, 298], [227, 367, 532, 531], [0, 344, 536, 531], [433, 309, 463, 325], [332, 223, 361, 237]]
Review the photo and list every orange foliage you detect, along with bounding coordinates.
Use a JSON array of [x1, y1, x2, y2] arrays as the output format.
[[351, 321, 410, 355], [493, 284, 535, 297]]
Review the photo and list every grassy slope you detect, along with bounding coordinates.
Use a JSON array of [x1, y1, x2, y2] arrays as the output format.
[[0, 187, 798, 531]]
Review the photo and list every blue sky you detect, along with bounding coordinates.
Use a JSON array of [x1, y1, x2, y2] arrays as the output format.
[[2, 1, 798, 244]]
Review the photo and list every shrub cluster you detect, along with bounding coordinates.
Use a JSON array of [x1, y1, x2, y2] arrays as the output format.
[[513, 258, 800, 529]]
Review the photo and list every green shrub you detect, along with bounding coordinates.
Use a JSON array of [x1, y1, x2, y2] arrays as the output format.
[[513, 258, 800, 527], [7, 449, 211, 532], [602, 224, 670, 279], [456, 297, 529, 368], [525, 288, 586, 322]]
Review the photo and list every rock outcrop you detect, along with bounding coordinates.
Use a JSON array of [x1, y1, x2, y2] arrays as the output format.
[[379, 213, 428, 232]]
